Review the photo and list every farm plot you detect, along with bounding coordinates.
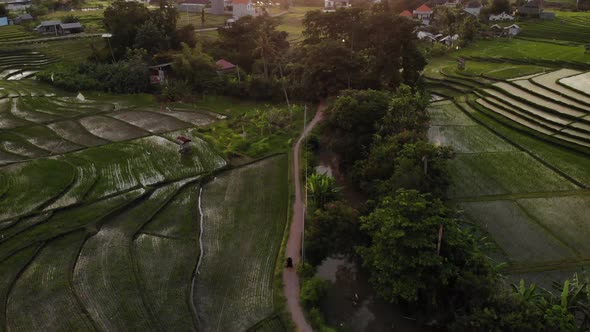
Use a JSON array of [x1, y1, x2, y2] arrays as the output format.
[[0, 189, 146, 264], [139, 107, 218, 126], [459, 200, 577, 263], [531, 69, 590, 105], [428, 125, 517, 153], [73, 180, 192, 331], [0, 98, 33, 129], [11, 124, 82, 153], [140, 183, 199, 238], [0, 212, 52, 246], [475, 97, 556, 135], [195, 155, 288, 332], [47, 119, 109, 147], [511, 79, 590, 110], [108, 110, 192, 133], [78, 115, 149, 141], [447, 151, 577, 198], [44, 156, 98, 210], [6, 231, 95, 332], [0, 159, 75, 221], [483, 89, 571, 125], [134, 234, 199, 331], [10, 98, 61, 123], [559, 71, 590, 96], [517, 195, 590, 253], [0, 246, 41, 332], [492, 82, 587, 117]]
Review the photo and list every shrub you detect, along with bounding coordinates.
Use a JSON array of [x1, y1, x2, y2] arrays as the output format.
[[300, 277, 330, 309]]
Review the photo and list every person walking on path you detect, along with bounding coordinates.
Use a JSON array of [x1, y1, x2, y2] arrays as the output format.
[[283, 101, 325, 332]]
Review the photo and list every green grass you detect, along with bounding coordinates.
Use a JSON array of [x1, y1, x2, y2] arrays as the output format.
[[195, 155, 288, 331], [5, 231, 95, 332], [1, 38, 99, 65], [73, 180, 190, 331], [0, 26, 35, 43], [0, 159, 75, 221], [277, 6, 320, 42], [425, 56, 551, 80]]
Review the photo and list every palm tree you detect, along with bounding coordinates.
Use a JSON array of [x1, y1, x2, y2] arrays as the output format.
[[306, 173, 340, 209]]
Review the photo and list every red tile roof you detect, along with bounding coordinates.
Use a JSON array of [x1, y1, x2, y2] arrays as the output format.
[[176, 136, 192, 143], [400, 10, 412, 17], [414, 4, 432, 12], [216, 59, 236, 70]]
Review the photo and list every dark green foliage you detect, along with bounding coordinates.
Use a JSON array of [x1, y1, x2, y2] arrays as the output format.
[[103, 0, 150, 57], [61, 14, 80, 23], [172, 43, 220, 93], [305, 201, 358, 265], [0, 4, 8, 16], [38, 51, 149, 93], [174, 24, 197, 49], [325, 89, 391, 169], [490, 0, 510, 14], [300, 277, 330, 309]]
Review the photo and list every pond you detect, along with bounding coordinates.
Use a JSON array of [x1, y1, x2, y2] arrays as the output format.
[[315, 257, 432, 332]]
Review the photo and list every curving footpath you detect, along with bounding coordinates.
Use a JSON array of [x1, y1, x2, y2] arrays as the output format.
[[283, 101, 325, 332]]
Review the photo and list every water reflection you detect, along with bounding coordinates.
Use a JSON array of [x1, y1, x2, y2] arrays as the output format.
[[316, 257, 431, 332]]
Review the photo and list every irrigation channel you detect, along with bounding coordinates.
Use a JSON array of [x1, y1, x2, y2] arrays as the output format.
[[283, 101, 325, 332]]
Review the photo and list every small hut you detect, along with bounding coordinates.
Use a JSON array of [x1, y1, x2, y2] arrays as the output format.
[[176, 136, 192, 154]]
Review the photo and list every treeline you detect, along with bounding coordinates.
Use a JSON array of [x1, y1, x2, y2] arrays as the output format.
[[302, 87, 590, 331]]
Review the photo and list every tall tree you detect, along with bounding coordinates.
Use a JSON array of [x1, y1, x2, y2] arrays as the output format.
[[103, 0, 150, 57]]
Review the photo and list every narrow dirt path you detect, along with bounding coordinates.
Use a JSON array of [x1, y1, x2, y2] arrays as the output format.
[[283, 101, 325, 332]]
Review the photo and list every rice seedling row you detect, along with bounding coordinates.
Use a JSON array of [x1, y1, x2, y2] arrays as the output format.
[[427, 100, 476, 126], [134, 234, 199, 331], [108, 110, 193, 134], [0, 159, 75, 221], [5, 231, 95, 332], [73, 180, 191, 331], [195, 155, 288, 332], [0, 212, 52, 246], [475, 98, 555, 135], [0, 188, 146, 262], [47, 120, 110, 147], [78, 115, 149, 141], [428, 125, 517, 153], [11, 124, 83, 153]]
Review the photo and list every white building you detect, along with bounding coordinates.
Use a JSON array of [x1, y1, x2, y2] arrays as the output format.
[[413, 4, 433, 25], [324, 0, 351, 11], [505, 24, 521, 36], [232, 0, 255, 18], [489, 12, 514, 20]]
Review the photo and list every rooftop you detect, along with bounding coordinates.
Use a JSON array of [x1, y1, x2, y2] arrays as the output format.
[[414, 4, 433, 12], [216, 59, 236, 70], [400, 10, 412, 17]]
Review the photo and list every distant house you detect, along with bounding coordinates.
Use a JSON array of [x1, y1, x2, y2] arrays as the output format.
[[324, 0, 351, 11], [413, 4, 433, 25], [417, 31, 437, 41], [34, 20, 62, 34], [443, 0, 460, 7], [489, 12, 514, 21], [1, 0, 31, 10], [149, 62, 172, 84], [60, 22, 83, 34], [232, 0, 255, 18], [0, 17, 8, 27], [519, 0, 543, 16], [505, 24, 521, 36], [399, 10, 413, 17], [13, 13, 33, 25], [464, 0, 482, 16]]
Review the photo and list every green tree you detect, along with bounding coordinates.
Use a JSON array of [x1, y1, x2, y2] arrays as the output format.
[[172, 42, 219, 92], [306, 201, 359, 265], [459, 15, 479, 46], [103, 0, 150, 57], [0, 4, 9, 16], [134, 20, 167, 54], [306, 173, 340, 209], [490, 0, 510, 14]]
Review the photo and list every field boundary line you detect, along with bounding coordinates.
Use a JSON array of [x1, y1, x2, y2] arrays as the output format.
[[67, 230, 101, 332], [452, 189, 590, 202], [455, 97, 589, 189], [1, 242, 44, 332]]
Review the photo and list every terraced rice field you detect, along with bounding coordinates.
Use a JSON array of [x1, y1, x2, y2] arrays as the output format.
[[0, 50, 56, 81], [470, 69, 590, 148], [0, 48, 290, 329], [517, 14, 590, 44], [0, 26, 35, 43], [428, 100, 590, 283]]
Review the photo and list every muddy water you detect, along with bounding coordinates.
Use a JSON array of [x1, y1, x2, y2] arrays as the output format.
[[316, 257, 431, 332]]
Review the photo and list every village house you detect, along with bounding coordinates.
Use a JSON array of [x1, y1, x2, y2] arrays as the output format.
[[413, 4, 433, 25], [505, 23, 521, 36], [13, 13, 33, 25], [232, 0, 255, 18], [34, 20, 83, 35], [463, 0, 482, 16], [216, 59, 237, 74], [0, 0, 30, 10], [489, 11, 514, 21], [399, 10, 412, 18]]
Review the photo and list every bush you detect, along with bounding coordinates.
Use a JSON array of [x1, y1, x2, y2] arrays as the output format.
[[300, 277, 330, 309]]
